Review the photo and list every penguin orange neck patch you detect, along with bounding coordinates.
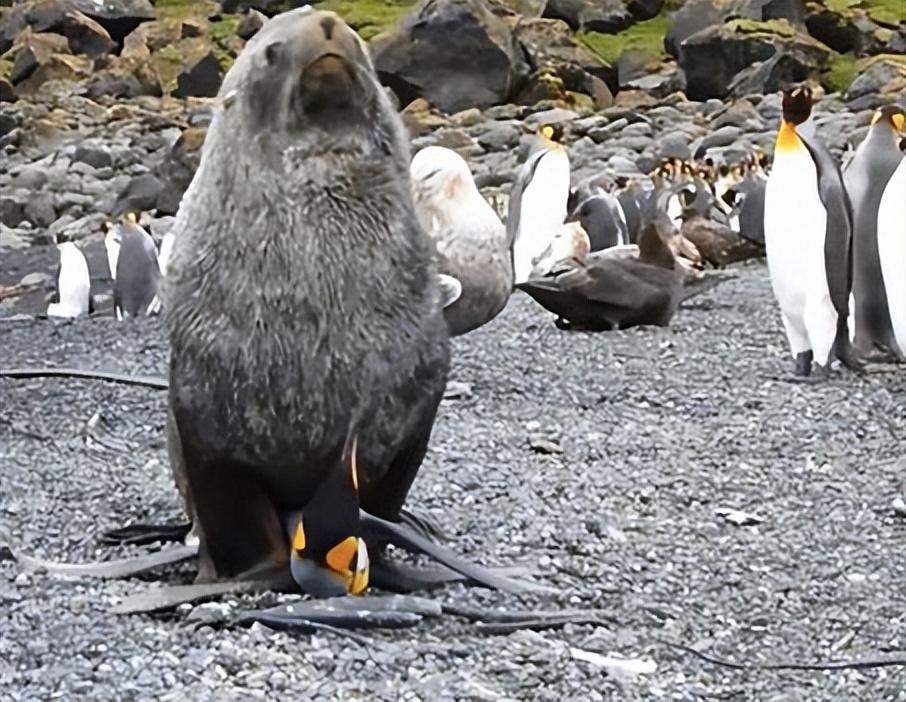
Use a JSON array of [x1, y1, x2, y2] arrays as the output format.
[[775, 121, 801, 153]]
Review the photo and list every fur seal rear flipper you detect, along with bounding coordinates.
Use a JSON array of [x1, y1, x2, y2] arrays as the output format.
[[0, 367, 168, 390], [15, 543, 197, 580]]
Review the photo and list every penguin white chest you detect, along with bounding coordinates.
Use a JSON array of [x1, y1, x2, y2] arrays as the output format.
[[764, 149, 830, 315], [50, 243, 91, 318], [764, 145, 839, 364], [876, 158, 906, 356], [513, 149, 570, 284]]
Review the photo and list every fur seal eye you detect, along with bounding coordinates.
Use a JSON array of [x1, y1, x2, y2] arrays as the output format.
[[265, 42, 283, 66]]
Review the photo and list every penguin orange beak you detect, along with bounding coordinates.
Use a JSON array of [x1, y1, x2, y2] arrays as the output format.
[[290, 518, 369, 597]]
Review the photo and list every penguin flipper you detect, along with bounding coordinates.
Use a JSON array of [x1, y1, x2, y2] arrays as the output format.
[[798, 134, 853, 318]]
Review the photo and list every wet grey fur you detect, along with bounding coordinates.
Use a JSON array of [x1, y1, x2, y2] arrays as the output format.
[[164, 9, 449, 521]]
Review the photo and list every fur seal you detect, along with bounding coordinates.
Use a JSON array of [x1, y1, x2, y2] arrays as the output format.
[[410, 145, 513, 336], [164, 9, 453, 597]]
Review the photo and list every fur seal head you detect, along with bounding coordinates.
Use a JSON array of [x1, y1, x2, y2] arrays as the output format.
[[217, 8, 402, 161]]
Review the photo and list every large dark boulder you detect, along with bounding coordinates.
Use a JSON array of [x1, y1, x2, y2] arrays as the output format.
[[728, 49, 816, 97], [219, 0, 304, 15], [626, 0, 664, 21], [84, 54, 162, 99], [69, 0, 154, 43], [845, 55, 906, 103], [0, 0, 150, 54], [515, 17, 617, 103], [173, 52, 222, 98], [679, 19, 830, 100], [22, 2, 115, 55], [372, 0, 529, 113], [542, 0, 633, 33], [665, 0, 808, 57]]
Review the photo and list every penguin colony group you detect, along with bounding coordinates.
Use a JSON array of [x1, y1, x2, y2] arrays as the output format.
[[12, 9, 905, 620]]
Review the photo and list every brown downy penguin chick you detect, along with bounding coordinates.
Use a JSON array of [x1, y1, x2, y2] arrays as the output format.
[[165, 9, 450, 597], [679, 207, 763, 268], [515, 217, 683, 331]]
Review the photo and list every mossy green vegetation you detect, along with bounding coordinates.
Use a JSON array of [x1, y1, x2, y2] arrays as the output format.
[[821, 51, 858, 92], [313, 0, 415, 40], [151, 44, 183, 95], [209, 14, 241, 42], [863, 0, 906, 26], [578, 12, 671, 64], [825, 0, 904, 26], [725, 18, 797, 37], [821, 52, 906, 93]]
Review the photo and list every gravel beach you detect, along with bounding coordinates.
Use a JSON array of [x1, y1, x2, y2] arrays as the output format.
[[2, 261, 904, 701]]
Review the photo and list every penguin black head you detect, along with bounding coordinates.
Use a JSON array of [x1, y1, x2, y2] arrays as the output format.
[[538, 123, 565, 144], [781, 86, 813, 126], [900, 137, 906, 153], [288, 436, 369, 598], [873, 105, 906, 133]]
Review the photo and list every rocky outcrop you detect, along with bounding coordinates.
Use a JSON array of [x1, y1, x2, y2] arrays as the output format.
[[679, 19, 830, 100], [542, 0, 633, 33], [515, 18, 616, 108], [845, 55, 906, 103], [372, 0, 529, 113]]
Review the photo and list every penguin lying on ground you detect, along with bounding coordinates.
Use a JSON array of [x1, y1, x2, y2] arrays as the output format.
[[410, 145, 513, 336], [844, 105, 905, 360], [515, 217, 684, 331], [105, 214, 162, 320], [46, 242, 92, 318], [510, 123, 570, 285], [764, 86, 861, 378]]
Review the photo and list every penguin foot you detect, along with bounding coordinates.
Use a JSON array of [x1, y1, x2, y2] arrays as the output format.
[[101, 521, 192, 546], [794, 351, 813, 377]]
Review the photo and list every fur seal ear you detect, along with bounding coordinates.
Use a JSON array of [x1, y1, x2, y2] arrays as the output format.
[[265, 42, 283, 66]]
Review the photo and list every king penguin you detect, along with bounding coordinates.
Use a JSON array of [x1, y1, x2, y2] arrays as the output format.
[[763, 86, 859, 377], [47, 241, 92, 318], [105, 213, 162, 320], [876, 146, 906, 358], [509, 123, 571, 285], [844, 105, 905, 359]]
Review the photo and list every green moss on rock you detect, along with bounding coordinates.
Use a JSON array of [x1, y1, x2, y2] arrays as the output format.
[[821, 51, 858, 91], [578, 12, 671, 64], [313, 0, 415, 40], [724, 18, 797, 37]]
